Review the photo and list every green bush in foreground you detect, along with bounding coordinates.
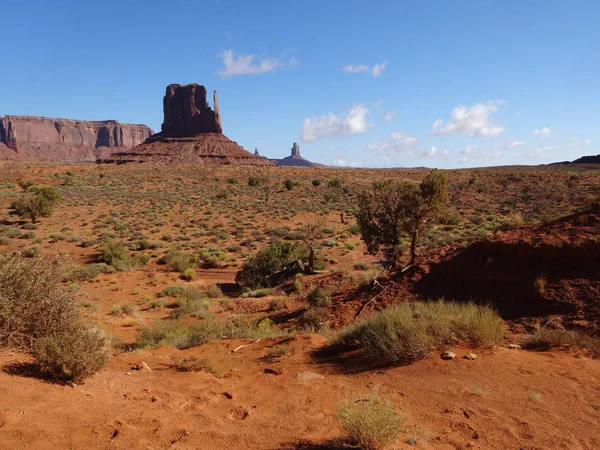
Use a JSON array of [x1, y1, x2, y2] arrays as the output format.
[[336, 301, 503, 364], [336, 392, 406, 450], [33, 325, 110, 384], [0, 253, 109, 383]]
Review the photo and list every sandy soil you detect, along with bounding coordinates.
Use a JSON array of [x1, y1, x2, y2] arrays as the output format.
[[1, 337, 599, 450]]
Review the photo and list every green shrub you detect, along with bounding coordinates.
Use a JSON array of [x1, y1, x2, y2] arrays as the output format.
[[248, 176, 260, 187], [98, 239, 126, 265], [0, 253, 108, 383], [0, 253, 79, 348], [68, 263, 114, 281], [336, 393, 406, 450], [235, 241, 309, 288], [307, 286, 332, 308], [32, 325, 109, 384], [284, 179, 293, 190], [312, 179, 321, 187], [336, 301, 503, 364], [162, 250, 195, 272], [206, 284, 223, 298], [302, 307, 329, 331], [521, 327, 600, 358], [21, 246, 40, 258], [181, 268, 196, 281]]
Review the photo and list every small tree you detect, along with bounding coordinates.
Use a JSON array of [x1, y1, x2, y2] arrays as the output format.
[[299, 218, 325, 273], [356, 169, 448, 267], [10, 186, 60, 223]]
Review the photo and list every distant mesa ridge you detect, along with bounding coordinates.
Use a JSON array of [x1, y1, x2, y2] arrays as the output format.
[[103, 83, 274, 166], [0, 115, 153, 162]]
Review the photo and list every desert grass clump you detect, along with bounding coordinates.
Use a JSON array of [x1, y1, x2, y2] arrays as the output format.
[[307, 286, 332, 308], [170, 356, 221, 377], [137, 318, 223, 349], [336, 301, 503, 365], [336, 392, 406, 450], [521, 327, 600, 358], [137, 316, 286, 350]]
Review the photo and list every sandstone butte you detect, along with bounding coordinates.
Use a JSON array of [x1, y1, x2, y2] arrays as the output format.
[[104, 83, 274, 166], [268, 142, 325, 167], [0, 116, 153, 163]]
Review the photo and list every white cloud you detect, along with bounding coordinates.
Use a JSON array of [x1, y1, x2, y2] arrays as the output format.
[[568, 139, 591, 148], [530, 146, 556, 159], [373, 99, 384, 108], [422, 146, 450, 158], [432, 100, 506, 137], [301, 105, 374, 142], [505, 140, 526, 150], [533, 127, 553, 136], [332, 159, 362, 168], [383, 113, 394, 121], [364, 132, 417, 155], [372, 61, 388, 78], [343, 61, 388, 78], [217, 49, 298, 78], [342, 64, 369, 74], [461, 145, 476, 154]]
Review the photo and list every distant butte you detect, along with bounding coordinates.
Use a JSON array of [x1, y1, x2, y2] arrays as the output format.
[[269, 142, 325, 167], [103, 83, 273, 166]]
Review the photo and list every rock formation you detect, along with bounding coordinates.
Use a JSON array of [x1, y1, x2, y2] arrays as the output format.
[[0, 115, 153, 162], [270, 142, 325, 167], [161, 84, 222, 136], [105, 83, 273, 166]]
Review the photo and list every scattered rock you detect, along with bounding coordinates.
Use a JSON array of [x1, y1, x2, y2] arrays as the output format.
[[508, 344, 522, 350], [264, 367, 283, 375], [223, 392, 233, 399], [441, 351, 456, 360], [141, 362, 152, 371], [464, 352, 477, 360], [296, 371, 324, 385]]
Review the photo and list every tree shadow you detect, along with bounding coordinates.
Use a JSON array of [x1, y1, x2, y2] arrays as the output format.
[[217, 282, 242, 297], [280, 438, 357, 450], [310, 343, 402, 375], [2, 362, 71, 386]]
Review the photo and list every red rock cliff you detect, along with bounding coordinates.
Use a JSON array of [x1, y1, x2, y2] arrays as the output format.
[[0, 115, 154, 162]]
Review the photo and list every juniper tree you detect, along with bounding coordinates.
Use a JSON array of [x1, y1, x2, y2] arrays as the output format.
[[356, 169, 448, 267]]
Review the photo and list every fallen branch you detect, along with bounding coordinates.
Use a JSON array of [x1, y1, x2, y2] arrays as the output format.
[[231, 338, 262, 353]]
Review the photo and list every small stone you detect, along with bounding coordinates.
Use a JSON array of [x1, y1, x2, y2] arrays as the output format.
[[264, 367, 283, 375], [508, 344, 522, 350], [464, 352, 477, 360], [296, 371, 324, 385], [126, 372, 131, 376], [141, 362, 152, 371], [441, 351, 456, 360]]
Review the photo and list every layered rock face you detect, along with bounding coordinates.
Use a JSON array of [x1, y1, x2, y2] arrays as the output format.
[[0, 115, 153, 162], [105, 83, 273, 166]]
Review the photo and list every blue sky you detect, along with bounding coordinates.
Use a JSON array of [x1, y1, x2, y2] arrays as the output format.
[[1, 0, 598, 168]]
